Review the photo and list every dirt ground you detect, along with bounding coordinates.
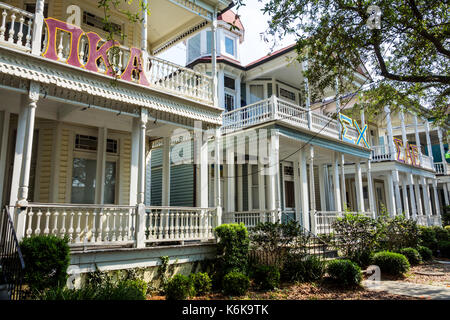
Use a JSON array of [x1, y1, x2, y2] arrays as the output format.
[[400, 261, 450, 287]]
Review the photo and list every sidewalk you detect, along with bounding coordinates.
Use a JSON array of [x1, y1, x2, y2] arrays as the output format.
[[362, 280, 450, 300]]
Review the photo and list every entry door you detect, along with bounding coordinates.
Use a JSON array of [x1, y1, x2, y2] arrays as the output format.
[[374, 181, 386, 216]]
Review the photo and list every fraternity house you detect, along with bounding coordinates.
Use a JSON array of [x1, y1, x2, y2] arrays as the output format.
[[0, 1, 448, 277]]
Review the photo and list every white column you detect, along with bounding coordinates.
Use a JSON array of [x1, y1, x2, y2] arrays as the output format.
[[137, 111, 148, 204], [258, 163, 266, 212], [226, 136, 235, 213], [333, 152, 342, 213], [266, 135, 278, 222], [211, 10, 218, 107], [299, 149, 309, 229], [366, 161, 376, 218], [237, 164, 243, 211], [355, 161, 364, 212], [400, 107, 408, 163], [9, 104, 27, 207], [413, 115, 423, 165], [162, 136, 171, 206], [309, 146, 316, 230], [401, 174, 410, 218], [294, 160, 302, 223], [421, 177, 431, 218], [392, 169, 402, 215], [443, 183, 449, 206], [95, 127, 107, 204], [31, 0, 45, 55], [438, 129, 447, 173], [0, 111, 10, 209], [414, 177, 424, 217], [17, 84, 39, 206], [424, 119, 433, 164], [340, 154, 347, 208], [408, 174, 417, 220], [247, 164, 253, 211], [140, 0, 148, 51], [130, 118, 140, 205], [384, 106, 395, 160], [214, 128, 222, 225], [386, 174, 396, 216], [432, 179, 441, 219], [318, 164, 326, 211], [198, 131, 209, 209]]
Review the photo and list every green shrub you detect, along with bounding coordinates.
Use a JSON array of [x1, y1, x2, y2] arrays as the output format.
[[372, 251, 410, 276], [165, 274, 193, 300], [418, 226, 438, 252], [349, 250, 375, 268], [433, 226, 450, 242], [437, 240, 450, 258], [417, 246, 433, 261], [281, 254, 325, 283], [398, 248, 422, 265], [251, 265, 280, 290], [377, 215, 420, 251], [189, 272, 212, 296], [20, 235, 70, 292], [222, 271, 250, 296], [326, 259, 362, 287], [444, 226, 450, 232], [214, 223, 249, 289], [39, 279, 147, 300]]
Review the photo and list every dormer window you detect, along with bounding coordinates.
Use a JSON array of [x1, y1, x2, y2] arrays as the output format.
[[225, 36, 235, 56]]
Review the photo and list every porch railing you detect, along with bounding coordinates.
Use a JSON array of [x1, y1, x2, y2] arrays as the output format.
[[314, 211, 374, 235], [21, 203, 136, 246], [434, 161, 449, 175], [221, 96, 360, 143], [0, 3, 33, 52], [222, 210, 281, 229], [0, 207, 25, 300], [144, 206, 217, 242], [371, 144, 436, 171]]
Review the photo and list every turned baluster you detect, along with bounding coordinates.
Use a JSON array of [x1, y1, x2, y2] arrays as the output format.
[[52, 209, 59, 236], [43, 208, 51, 235], [60, 209, 67, 238], [84, 210, 90, 243], [57, 31, 64, 60], [174, 211, 179, 240], [79, 37, 85, 64], [75, 210, 82, 243], [0, 10, 7, 41], [105, 210, 110, 242], [129, 208, 135, 241], [25, 17, 31, 49], [68, 210, 75, 243], [97, 209, 104, 242], [8, 10, 16, 43], [91, 210, 97, 243], [16, 14, 24, 45], [26, 208, 34, 237], [111, 209, 117, 242]]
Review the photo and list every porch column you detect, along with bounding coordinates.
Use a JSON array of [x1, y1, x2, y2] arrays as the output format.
[[17, 83, 39, 206], [299, 149, 309, 229], [355, 160, 364, 212], [95, 127, 107, 204], [0, 111, 10, 209], [384, 106, 395, 160], [247, 165, 253, 211], [424, 119, 434, 165], [226, 136, 235, 213], [421, 177, 431, 219], [414, 177, 424, 217], [162, 136, 171, 206], [443, 183, 449, 206], [432, 179, 441, 220], [333, 152, 342, 213], [309, 146, 316, 231], [258, 163, 266, 213], [31, 0, 45, 55], [392, 169, 402, 215], [401, 174, 410, 218], [318, 164, 326, 211], [267, 133, 279, 222], [366, 161, 376, 218], [438, 129, 447, 174], [140, 0, 148, 52], [211, 8, 218, 107], [386, 174, 396, 216], [214, 129, 222, 225], [237, 165, 243, 211], [15, 83, 39, 239], [400, 106, 408, 159], [340, 155, 347, 208], [197, 127, 209, 209], [135, 110, 148, 248], [413, 115, 423, 165], [408, 174, 417, 220], [294, 160, 302, 223]]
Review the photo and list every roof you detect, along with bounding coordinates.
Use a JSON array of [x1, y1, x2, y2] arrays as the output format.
[[218, 10, 244, 32], [245, 43, 297, 68]]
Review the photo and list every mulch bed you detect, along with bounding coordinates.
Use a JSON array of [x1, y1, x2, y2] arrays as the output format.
[[399, 261, 450, 287], [147, 281, 415, 300]]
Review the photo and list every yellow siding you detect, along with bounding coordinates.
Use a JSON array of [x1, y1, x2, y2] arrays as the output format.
[[58, 128, 70, 203], [121, 135, 131, 205], [52, 0, 64, 20], [37, 127, 53, 202]]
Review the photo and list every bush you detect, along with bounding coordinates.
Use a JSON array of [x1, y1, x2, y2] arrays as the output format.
[[398, 248, 422, 265], [281, 254, 325, 283], [39, 279, 147, 300], [251, 265, 280, 290], [418, 226, 438, 252], [437, 240, 450, 258], [417, 246, 433, 261], [445, 226, 450, 232], [326, 259, 362, 287], [222, 271, 250, 296], [165, 274, 193, 300], [377, 215, 420, 251], [433, 226, 450, 242], [372, 251, 410, 276], [189, 272, 212, 296], [20, 235, 71, 292]]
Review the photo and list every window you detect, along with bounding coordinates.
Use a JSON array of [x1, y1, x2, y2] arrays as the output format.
[[224, 76, 235, 90], [206, 31, 212, 54], [280, 88, 296, 101], [225, 36, 235, 56], [225, 93, 235, 112], [83, 11, 122, 34], [75, 134, 97, 151], [251, 165, 259, 209], [106, 139, 118, 153], [71, 158, 97, 204], [249, 84, 264, 104], [104, 161, 117, 204], [284, 181, 295, 208], [188, 33, 201, 62], [284, 166, 294, 176]]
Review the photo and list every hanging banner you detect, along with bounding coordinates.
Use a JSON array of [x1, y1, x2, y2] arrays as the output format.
[[339, 113, 370, 148], [393, 138, 420, 166]]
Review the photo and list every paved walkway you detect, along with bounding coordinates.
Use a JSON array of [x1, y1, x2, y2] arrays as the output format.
[[362, 280, 450, 300]]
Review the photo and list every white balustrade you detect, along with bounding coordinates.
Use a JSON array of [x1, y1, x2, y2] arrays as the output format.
[[0, 3, 33, 52], [222, 98, 274, 133], [314, 211, 373, 235], [434, 162, 449, 175], [144, 206, 217, 242], [23, 203, 136, 246], [222, 210, 279, 229]]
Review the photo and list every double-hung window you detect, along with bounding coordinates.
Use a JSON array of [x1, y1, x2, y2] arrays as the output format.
[[224, 76, 236, 112]]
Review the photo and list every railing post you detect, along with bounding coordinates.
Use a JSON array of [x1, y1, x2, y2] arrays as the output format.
[[135, 204, 146, 248], [31, 0, 44, 55], [271, 95, 278, 120], [310, 210, 316, 235], [15, 207, 27, 241]]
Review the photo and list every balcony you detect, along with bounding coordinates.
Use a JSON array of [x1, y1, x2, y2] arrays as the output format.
[[434, 161, 450, 175], [0, 2, 213, 105], [222, 96, 360, 143], [371, 145, 434, 171]]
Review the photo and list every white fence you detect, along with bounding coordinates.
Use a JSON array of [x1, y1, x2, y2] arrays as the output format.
[[0, 3, 33, 52], [222, 210, 280, 229], [314, 211, 374, 235]]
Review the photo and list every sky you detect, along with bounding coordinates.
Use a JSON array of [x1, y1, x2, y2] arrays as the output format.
[[157, 0, 298, 66]]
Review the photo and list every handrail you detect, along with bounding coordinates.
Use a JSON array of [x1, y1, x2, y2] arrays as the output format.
[[26, 202, 135, 209], [0, 3, 34, 18]]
